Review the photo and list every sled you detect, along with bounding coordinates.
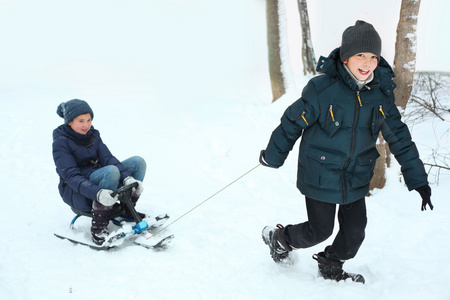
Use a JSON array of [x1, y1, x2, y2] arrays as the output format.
[[54, 182, 173, 250]]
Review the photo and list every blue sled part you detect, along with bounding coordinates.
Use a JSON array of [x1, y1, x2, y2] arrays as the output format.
[[70, 215, 82, 229], [133, 221, 149, 234]]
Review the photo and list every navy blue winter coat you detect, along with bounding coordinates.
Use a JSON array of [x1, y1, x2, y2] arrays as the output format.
[[264, 48, 428, 204], [52, 125, 131, 212]]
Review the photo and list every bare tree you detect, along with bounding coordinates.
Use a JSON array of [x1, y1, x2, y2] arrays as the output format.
[[406, 72, 450, 123], [424, 128, 450, 185], [297, 0, 316, 75], [266, 0, 285, 102], [407, 72, 450, 184], [370, 0, 421, 191], [393, 0, 421, 109]]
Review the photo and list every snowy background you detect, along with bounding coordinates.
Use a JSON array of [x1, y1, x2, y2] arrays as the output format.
[[1, 0, 450, 299]]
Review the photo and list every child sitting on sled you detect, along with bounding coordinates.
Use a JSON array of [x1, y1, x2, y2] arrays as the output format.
[[52, 99, 147, 245]]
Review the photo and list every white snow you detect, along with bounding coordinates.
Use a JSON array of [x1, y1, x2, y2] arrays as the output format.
[[1, 0, 450, 299]]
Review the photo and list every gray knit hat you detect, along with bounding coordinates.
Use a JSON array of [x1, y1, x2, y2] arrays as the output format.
[[340, 20, 382, 62], [57, 99, 94, 124]]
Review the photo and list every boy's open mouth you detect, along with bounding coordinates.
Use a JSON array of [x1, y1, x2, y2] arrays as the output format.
[[359, 69, 370, 76]]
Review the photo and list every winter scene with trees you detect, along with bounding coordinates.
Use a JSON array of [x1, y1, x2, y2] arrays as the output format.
[[1, 0, 449, 299]]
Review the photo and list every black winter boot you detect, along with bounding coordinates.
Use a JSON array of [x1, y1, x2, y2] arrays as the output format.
[[312, 252, 365, 283], [91, 201, 114, 245], [262, 224, 294, 265]]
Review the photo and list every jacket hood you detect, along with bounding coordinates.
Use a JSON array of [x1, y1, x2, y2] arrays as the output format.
[[316, 47, 396, 94]]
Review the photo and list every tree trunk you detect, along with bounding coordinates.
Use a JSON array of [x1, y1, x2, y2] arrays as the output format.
[[369, 134, 391, 192], [370, 0, 421, 192], [297, 0, 316, 76], [266, 0, 285, 102], [393, 0, 421, 109]]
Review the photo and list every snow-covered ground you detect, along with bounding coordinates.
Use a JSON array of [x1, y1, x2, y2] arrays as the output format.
[[1, 0, 449, 299]]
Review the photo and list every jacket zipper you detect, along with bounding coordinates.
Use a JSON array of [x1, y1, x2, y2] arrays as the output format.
[[377, 104, 386, 131], [329, 105, 335, 122], [356, 90, 362, 106], [295, 110, 309, 126], [324, 105, 334, 130], [341, 91, 361, 204], [379, 105, 386, 119]]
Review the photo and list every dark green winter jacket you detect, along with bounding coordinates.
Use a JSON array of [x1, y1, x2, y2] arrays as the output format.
[[264, 48, 428, 204]]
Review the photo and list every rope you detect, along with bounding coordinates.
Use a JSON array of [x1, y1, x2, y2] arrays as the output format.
[[147, 163, 261, 239]]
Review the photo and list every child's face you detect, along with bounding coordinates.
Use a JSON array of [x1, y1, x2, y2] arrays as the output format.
[[343, 52, 378, 81], [68, 113, 92, 135]]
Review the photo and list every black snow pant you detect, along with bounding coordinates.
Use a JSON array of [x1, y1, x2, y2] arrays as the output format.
[[284, 196, 367, 261]]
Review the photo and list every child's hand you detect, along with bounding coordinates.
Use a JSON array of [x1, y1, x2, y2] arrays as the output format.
[[96, 189, 118, 206], [259, 150, 279, 169], [415, 185, 433, 211], [124, 176, 144, 196]]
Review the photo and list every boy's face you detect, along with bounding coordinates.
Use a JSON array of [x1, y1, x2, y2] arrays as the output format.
[[343, 52, 378, 81], [68, 113, 92, 135]]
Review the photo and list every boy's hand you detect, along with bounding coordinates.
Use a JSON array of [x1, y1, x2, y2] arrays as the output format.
[[124, 176, 144, 196], [96, 189, 118, 206], [415, 185, 433, 211], [259, 150, 279, 169]]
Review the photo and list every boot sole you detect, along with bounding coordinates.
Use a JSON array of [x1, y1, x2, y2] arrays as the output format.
[[261, 226, 293, 266]]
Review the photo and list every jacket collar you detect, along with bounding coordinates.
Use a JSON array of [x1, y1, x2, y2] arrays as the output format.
[[54, 124, 95, 144]]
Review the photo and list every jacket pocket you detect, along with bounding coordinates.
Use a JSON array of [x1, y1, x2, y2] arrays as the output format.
[[322, 104, 344, 137], [303, 146, 345, 191], [371, 105, 387, 135], [350, 147, 380, 189]]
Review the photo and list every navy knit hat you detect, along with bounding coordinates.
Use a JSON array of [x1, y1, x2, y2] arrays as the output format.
[[56, 99, 94, 124], [340, 20, 382, 62]]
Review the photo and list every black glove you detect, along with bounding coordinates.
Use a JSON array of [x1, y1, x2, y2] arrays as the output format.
[[259, 150, 279, 169], [415, 185, 433, 211]]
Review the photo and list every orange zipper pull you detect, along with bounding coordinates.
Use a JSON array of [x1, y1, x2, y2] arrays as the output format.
[[357, 91, 362, 106], [301, 111, 309, 125], [329, 105, 335, 122], [379, 105, 386, 118]]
